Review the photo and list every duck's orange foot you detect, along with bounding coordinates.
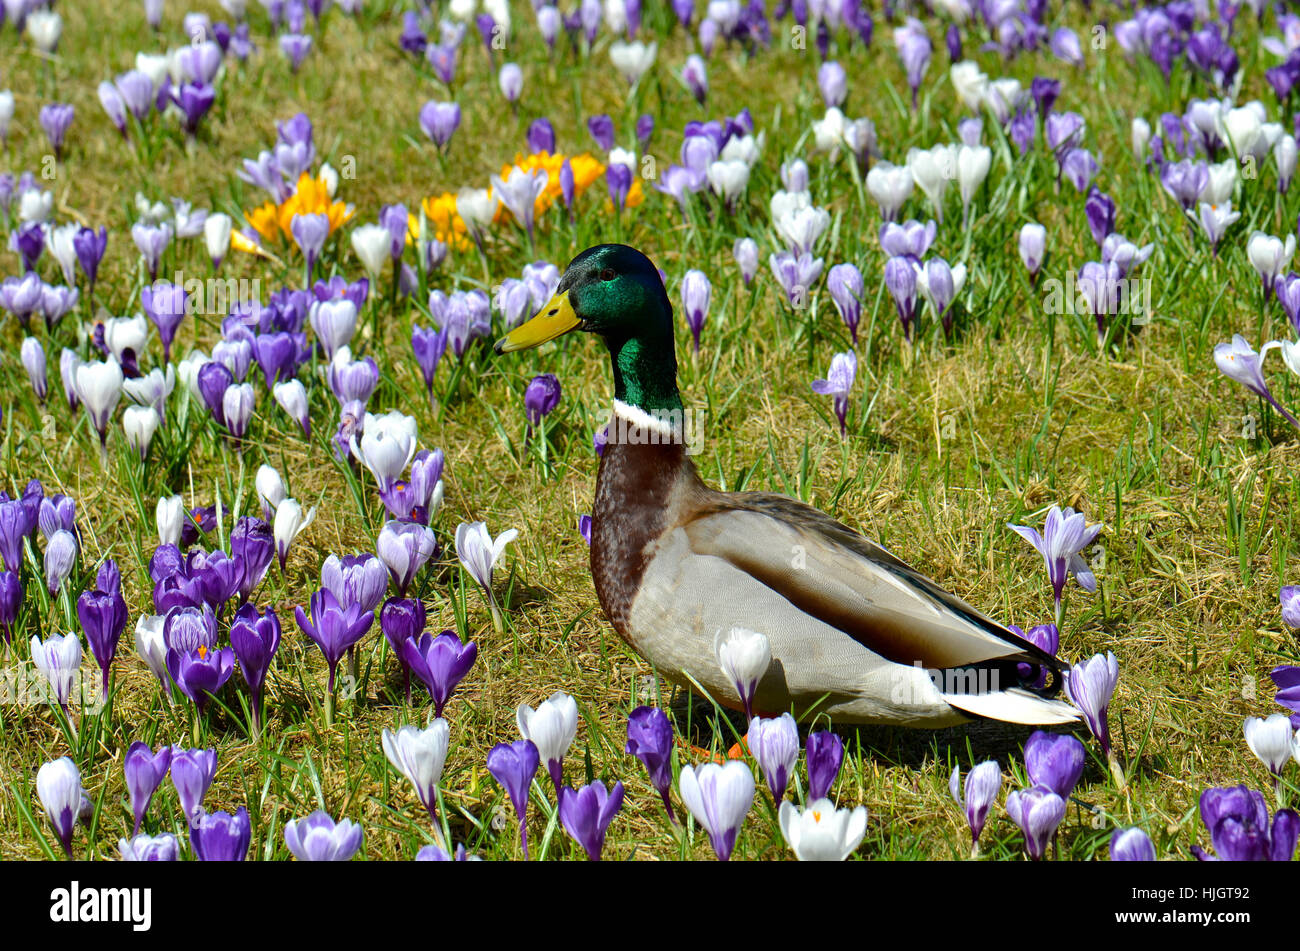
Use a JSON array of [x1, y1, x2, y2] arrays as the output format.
[[673, 735, 749, 764]]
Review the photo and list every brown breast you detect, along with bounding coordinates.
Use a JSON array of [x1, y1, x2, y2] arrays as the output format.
[[589, 437, 704, 638]]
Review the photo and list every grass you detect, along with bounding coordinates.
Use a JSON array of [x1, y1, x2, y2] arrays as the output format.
[[1, 0, 1298, 861]]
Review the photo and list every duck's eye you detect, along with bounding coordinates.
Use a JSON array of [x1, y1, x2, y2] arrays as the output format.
[[600, 267, 617, 281]]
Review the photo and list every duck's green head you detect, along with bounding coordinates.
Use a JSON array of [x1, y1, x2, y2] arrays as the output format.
[[494, 244, 682, 412]]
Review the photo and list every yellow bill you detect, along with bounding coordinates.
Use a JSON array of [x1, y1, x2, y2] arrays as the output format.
[[494, 291, 580, 353]]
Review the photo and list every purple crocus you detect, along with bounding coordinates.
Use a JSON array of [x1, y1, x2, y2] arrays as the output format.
[[379, 597, 425, 699], [559, 780, 625, 861], [1271, 666, 1300, 727], [680, 269, 711, 352], [1110, 826, 1156, 861], [1007, 505, 1103, 619], [894, 18, 931, 107], [810, 350, 856, 437], [402, 631, 477, 718], [1193, 786, 1298, 861], [1064, 651, 1120, 758], [1004, 785, 1066, 860], [173, 82, 215, 136], [14, 223, 44, 272], [523, 373, 562, 438], [192, 807, 251, 861], [527, 118, 555, 155], [884, 255, 919, 341], [169, 746, 216, 826], [625, 706, 675, 821], [587, 113, 615, 151], [124, 742, 173, 835], [486, 739, 540, 860], [229, 603, 280, 731], [73, 227, 108, 293], [167, 644, 236, 715], [419, 101, 461, 150], [39, 103, 75, 160], [747, 714, 799, 801], [806, 731, 843, 802], [279, 33, 313, 72], [1023, 730, 1085, 798], [827, 264, 864, 343], [230, 516, 274, 604], [294, 587, 374, 694], [0, 571, 20, 645], [949, 760, 1001, 851], [291, 212, 330, 282], [140, 282, 188, 363], [1214, 335, 1300, 429], [411, 324, 448, 404], [76, 576, 128, 699], [1084, 188, 1116, 247]]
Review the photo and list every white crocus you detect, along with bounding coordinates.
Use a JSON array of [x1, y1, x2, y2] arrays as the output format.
[[678, 761, 756, 861], [382, 721, 450, 817], [454, 520, 518, 629], [122, 405, 161, 458], [1244, 714, 1295, 780], [75, 359, 125, 448], [811, 107, 847, 154], [706, 159, 750, 203], [865, 162, 913, 221], [204, 213, 232, 267], [517, 691, 579, 790], [273, 498, 317, 570], [1247, 231, 1296, 289], [779, 798, 869, 861], [255, 464, 286, 517], [949, 61, 989, 111], [907, 144, 955, 222], [456, 188, 496, 244], [609, 40, 657, 85], [1131, 117, 1151, 156], [156, 494, 184, 548], [26, 9, 62, 53], [134, 614, 169, 688], [1203, 160, 1238, 206], [350, 224, 391, 277], [714, 626, 771, 717], [47, 224, 80, 284], [775, 204, 831, 254], [956, 145, 992, 223]]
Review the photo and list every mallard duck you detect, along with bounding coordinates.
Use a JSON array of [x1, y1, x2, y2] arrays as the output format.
[[495, 244, 1078, 727]]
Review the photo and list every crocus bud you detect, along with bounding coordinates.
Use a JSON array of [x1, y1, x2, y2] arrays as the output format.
[[272, 380, 311, 437], [44, 529, 78, 595], [204, 213, 232, 270], [747, 714, 799, 801], [255, 464, 286, 520], [37, 756, 83, 858], [76, 358, 125, 449], [714, 626, 770, 721], [733, 238, 758, 285], [123, 405, 161, 458], [21, 337, 47, 402], [273, 498, 316, 570], [156, 494, 184, 547], [1019, 222, 1047, 276], [221, 382, 254, 440]]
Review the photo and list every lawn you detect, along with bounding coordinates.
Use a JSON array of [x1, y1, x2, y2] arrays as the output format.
[[1, 0, 1297, 861]]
